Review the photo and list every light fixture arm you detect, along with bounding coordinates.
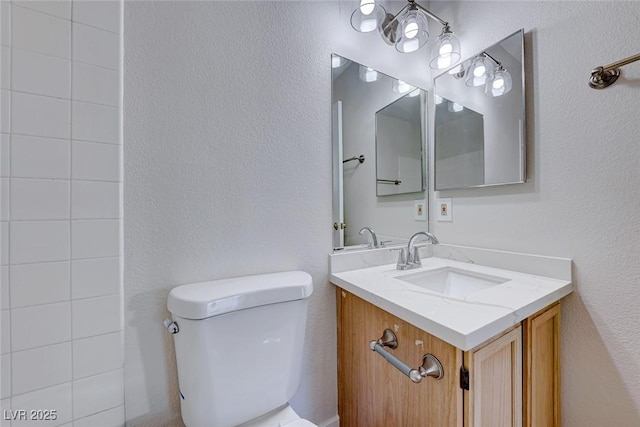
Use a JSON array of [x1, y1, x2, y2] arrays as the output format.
[[482, 52, 502, 69], [410, 0, 448, 27]]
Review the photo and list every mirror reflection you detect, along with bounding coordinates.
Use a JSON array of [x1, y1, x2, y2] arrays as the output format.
[[376, 91, 426, 196], [332, 54, 428, 250], [434, 29, 525, 190]]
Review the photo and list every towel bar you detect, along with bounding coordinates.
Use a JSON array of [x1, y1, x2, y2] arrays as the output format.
[[369, 329, 444, 383]]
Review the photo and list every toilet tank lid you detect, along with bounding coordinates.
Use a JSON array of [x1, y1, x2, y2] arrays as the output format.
[[167, 271, 313, 320]]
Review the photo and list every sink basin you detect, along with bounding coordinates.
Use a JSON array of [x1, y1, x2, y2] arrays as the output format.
[[395, 267, 509, 298]]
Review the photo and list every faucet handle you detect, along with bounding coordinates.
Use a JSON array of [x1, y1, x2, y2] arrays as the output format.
[[390, 247, 408, 270], [411, 246, 422, 268]]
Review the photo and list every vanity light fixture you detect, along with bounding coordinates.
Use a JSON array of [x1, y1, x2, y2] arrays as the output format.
[[359, 65, 379, 82], [332, 55, 346, 68], [485, 65, 512, 97], [434, 94, 444, 104], [392, 79, 414, 94], [447, 101, 464, 112], [350, 0, 387, 33], [462, 51, 512, 97], [407, 88, 421, 97], [465, 55, 493, 87], [350, 0, 461, 69]]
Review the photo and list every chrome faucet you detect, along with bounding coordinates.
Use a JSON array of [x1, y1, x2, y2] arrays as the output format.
[[359, 227, 379, 249], [393, 231, 439, 270]]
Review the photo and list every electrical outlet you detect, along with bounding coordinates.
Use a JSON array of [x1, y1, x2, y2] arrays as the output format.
[[414, 200, 427, 221], [436, 198, 452, 222]]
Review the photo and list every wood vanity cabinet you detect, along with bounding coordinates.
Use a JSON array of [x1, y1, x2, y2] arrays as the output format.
[[336, 288, 561, 427]]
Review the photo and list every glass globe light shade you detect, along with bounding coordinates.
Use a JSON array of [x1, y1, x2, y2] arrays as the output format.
[[350, 0, 386, 33], [358, 65, 379, 82], [447, 101, 464, 112], [392, 79, 414, 94], [485, 67, 513, 97], [394, 8, 429, 53], [465, 55, 493, 87], [429, 30, 461, 69]]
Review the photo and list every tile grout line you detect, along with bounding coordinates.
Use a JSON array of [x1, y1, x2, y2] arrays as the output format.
[[7, 0, 13, 406], [10, 88, 121, 110], [69, 0, 75, 419], [11, 3, 121, 36]]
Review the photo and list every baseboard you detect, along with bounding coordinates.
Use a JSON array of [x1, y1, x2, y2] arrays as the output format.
[[318, 415, 339, 427]]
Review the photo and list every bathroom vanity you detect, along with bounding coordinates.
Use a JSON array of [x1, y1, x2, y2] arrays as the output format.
[[330, 246, 572, 427]]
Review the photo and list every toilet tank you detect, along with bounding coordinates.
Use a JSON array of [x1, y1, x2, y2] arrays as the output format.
[[167, 271, 313, 427]]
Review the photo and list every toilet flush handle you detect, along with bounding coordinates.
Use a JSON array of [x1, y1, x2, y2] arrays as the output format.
[[163, 319, 179, 334]]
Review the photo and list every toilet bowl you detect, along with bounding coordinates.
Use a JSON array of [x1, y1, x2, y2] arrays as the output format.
[[240, 405, 316, 427], [166, 271, 316, 427]]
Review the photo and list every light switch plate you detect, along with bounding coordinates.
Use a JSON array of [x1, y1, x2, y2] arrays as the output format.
[[414, 199, 427, 221], [436, 198, 452, 222]]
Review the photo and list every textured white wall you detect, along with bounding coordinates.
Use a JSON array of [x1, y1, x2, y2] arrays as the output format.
[[124, 1, 434, 425], [429, 2, 640, 425]]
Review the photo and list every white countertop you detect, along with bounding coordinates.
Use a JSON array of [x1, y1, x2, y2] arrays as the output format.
[[330, 255, 573, 351]]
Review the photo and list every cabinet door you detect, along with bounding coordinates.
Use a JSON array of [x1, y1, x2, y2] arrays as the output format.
[[524, 304, 561, 427], [466, 326, 523, 427], [337, 288, 463, 427]]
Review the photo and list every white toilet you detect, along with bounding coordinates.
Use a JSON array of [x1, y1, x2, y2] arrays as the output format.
[[166, 271, 317, 427]]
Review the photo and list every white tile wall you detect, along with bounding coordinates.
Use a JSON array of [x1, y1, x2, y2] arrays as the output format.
[[72, 62, 119, 107], [72, 1, 121, 34], [12, 342, 72, 395], [1, 222, 8, 265], [72, 181, 120, 219], [11, 135, 69, 179], [72, 141, 120, 181], [11, 382, 73, 427], [72, 294, 121, 339], [11, 179, 70, 220], [1, 134, 10, 177], [73, 405, 125, 427], [71, 257, 119, 299], [1, 46, 9, 89], [73, 331, 123, 379], [10, 262, 70, 308], [0, 1, 123, 423], [12, 92, 70, 139], [1, 90, 9, 132], [72, 369, 124, 419], [1, 310, 10, 353], [71, 220, 120, 259], [13, 1, 72, 21], [12, 6, 71, 59], [10, 221, 70, 264], [1, 2, 11, 47], [1, 178, 8, 220], [12, 48, 71, 99], [1, 266, 8, 309], [1, 398, 10, 427], [72, 101, 120, 144], [1, 354, 10, 398], [72, 23, 119, 70], [11, 302, 71, 351]]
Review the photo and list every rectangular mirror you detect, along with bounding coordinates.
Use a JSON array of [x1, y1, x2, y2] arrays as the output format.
[[434, 29, 525, 190], [376, 92, 426, 196], [332, 54, 428, 250]]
